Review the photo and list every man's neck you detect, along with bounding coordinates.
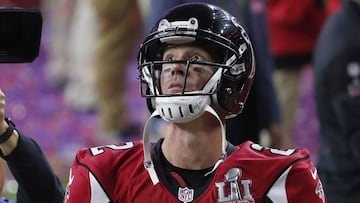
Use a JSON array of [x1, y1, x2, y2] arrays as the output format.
[[161, 119, 224, 170]]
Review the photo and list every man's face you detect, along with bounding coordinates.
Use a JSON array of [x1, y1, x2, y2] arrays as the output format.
[[160, 44, 216, 95]]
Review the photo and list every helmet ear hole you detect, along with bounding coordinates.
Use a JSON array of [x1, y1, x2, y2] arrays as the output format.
[[217, 70, 247, 113]]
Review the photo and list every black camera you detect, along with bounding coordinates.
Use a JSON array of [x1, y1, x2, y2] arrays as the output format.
[[0, 7, 42, 63]]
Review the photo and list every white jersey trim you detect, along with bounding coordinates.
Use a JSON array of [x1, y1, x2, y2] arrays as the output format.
[[90, 171, 110, 203], [266, 166, 292, 203]]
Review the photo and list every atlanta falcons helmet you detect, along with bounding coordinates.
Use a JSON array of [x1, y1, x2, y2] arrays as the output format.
[[138, 3, 255, 123]]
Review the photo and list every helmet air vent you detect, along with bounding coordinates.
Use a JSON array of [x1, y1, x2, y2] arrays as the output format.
[[179, 106, 184, 117], [168, 108, 173, 118], [189, 105, 194, 113]]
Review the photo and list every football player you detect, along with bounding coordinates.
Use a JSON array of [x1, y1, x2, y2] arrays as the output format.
[[64, 3, 326, 202]]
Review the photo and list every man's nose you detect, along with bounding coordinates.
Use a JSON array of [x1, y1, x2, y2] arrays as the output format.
[[170, 63, 185, 76]]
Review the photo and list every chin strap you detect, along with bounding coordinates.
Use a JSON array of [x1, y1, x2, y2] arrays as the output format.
[[143, 110, 161, 185], [143, 105, 227, 185], [203, 105, 227, 176]]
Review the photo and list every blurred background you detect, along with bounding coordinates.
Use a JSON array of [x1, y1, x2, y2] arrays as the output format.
[[0, 0, 341, 198]]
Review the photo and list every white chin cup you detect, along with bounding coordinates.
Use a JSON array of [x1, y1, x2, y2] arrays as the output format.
[[155, 94, 211, 123]]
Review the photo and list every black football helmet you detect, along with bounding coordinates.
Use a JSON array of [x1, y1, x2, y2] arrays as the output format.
[[138, 3, 255, 122]]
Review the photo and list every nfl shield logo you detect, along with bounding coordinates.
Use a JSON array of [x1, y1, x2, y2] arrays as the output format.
[[178, 187, 194, 203]]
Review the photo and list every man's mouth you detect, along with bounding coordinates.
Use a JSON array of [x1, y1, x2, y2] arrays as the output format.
[[168, 83, 184, 93]]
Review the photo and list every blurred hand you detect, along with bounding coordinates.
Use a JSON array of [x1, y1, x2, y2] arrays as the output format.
[[0, 89, 8, 194], [0, 89, 19, 156], [0, 89, 8, 135]]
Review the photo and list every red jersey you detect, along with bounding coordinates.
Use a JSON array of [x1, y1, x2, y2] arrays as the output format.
[[64, 140, 326, 203]]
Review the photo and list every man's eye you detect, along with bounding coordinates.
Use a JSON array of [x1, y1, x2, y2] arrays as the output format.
[[165, 56, 174, 61], [193, 67, 204, 73], [162, 66, 171, 74], [192, 65, 215, 75], [190, 55, 202, 62]]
